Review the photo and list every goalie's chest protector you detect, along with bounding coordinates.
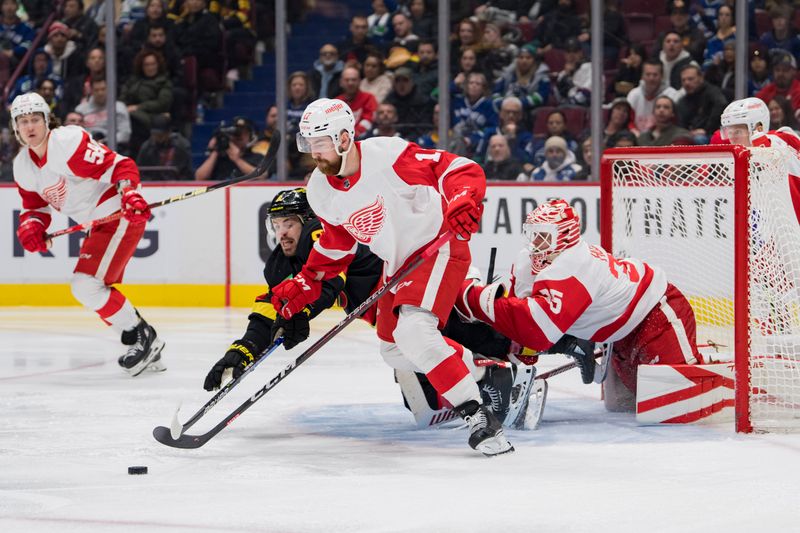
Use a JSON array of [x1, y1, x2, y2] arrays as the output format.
[[13, 126, 118, 224], [307, 137, 445, 275]]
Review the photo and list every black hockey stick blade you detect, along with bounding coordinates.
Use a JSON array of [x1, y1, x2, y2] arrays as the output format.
[[153, 424, 212, 449]]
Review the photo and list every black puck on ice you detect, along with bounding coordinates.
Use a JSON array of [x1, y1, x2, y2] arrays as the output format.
[[128, 466, 148, 475]]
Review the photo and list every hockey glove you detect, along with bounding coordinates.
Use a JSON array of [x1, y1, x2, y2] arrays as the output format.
[[547, 335, 596, 384], [120, 188, 151, 224], [270, 271, 322, 319], [445, 189, 483, 240], [271, 309, 311, 350], [203, 338, 259, 391], [16, 217, 49, 253]]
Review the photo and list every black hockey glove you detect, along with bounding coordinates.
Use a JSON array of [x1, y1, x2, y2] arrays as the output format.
[[271, 308, 311, 350], [203, 338, 259, 391], [547, 335, 596, 384]]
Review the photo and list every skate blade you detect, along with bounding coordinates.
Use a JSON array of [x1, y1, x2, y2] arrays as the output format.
[[127, 339, 166, 377], [475, 434, 515, 457]]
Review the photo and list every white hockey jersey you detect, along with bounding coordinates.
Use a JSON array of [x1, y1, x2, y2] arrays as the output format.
[[306, 137, 485, 277], [13, 125, 140, 227], [509, 240, 668, 344], [751, 129, 800, 224]]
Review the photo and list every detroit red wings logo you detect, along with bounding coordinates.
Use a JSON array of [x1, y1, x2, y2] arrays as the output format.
[[41, 177, 67, 211], [343, 195, 386, 243]]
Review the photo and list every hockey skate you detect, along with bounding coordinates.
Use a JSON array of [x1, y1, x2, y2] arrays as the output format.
[[454, 400, 514, 457], [118, 320, 166, 377], [504, 364, 537, 429]]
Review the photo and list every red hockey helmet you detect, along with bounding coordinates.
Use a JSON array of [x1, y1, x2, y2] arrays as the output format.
[[523, 199, 581, 273]]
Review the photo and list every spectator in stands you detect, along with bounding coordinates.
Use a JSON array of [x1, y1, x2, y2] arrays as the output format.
[[338, 15, 373, 66], [702, 4, 735, 70], [492, 43, 550, 113], [704, 40, 735, 101], [477, 96, 531, 168], [613, 44, 645, 97], [606, 129, 637, 148], [408, 0, 434, 39], [658, 1, 706, 64], [252, 104, 278, 157], [556, 37, 592, 106], [174, 0, 223, 95], [286, 71, 314, 136], [1, 0, 34, 70], [483, 134, 525, 181], [119, 0, 148, 37], [136, 114, 192, 180], [637, 95, 691, 147], [450, 18, 483, 73], [367, 0, 394, 48], [676, 64, 727, 145], [416, 103, 449, 149], [522, 135, 581, 182], [365, 102, 401, 139], [121, 49, 174, 153], [210, 0, 256, 79], [126, 0, 175, 61], [452, 47, 481, 95], [574, 135, 592, 181], [749, 44, 771, 97], [452, 71, 497, 155], [44, 21, 85, 81], [528, 109, 579, 166], [389, 11, 419, 53], [480, 22, 517, 81], [142, 22, 181, 80], [309, 43, 344, 100], [36, 77, 69, 120], [360, 50, 393, 103], [756, 49, 800, 112], [627, 58, 683, 131], [76, 77, 132, 147], [660, 30, 695, 90], [537, 0, 584, 51], [196, 116, 260, 180], [63, 110, 84, 126], [7, 48, 64, 105], [602, 0, 628, 64], [61, 0, 99, 50], [385, 65, 433, 138], [335, 66, 378, 139], [413, 39, 438, 100], [767, 95, 799, 132], [759, 4, 800, 64], [20, 0, 48, 28], [0, 125, 17, 182], [63, 45, 104, 110], [604, 97, 634, 143]]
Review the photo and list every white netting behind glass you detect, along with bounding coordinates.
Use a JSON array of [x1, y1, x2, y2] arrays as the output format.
[[608, 147, 800, 431]]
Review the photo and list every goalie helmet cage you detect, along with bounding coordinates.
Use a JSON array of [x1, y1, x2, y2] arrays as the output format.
[[600, 144, 800, 433]]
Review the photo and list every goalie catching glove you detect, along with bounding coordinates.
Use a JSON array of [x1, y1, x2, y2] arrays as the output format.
[[270, 309, 311, 350], [203, 338, 259, 391]]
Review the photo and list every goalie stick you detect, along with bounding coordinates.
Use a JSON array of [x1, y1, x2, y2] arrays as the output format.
[[167, 332, 285, 440], [46, 132, 282, 240], [153, 231, 453, 449]]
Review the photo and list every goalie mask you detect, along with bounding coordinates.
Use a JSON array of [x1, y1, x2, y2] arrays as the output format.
[[720, 97, 769, 142], [296, 98, 355, 175], [10, 92, 51, 145], [523, 199, 581, 274]]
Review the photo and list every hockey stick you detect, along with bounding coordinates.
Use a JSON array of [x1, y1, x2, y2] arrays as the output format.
[[46, 132, 281, 240], [166, 333, 285, 440], [153, 231, 454, 449], [487, 247, 497, 283]]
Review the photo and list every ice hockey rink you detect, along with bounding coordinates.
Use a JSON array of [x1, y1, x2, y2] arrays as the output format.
[[2, 306, 800, 533]]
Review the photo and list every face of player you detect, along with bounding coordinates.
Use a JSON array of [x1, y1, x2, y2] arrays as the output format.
[[15, 113, 47, 147], [307, 134, 347, 175], [723, 124, 751, 146], [272, 216, 303, 257]]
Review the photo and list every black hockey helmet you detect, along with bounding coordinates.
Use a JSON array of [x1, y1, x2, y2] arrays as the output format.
[[268, 187, 316, 224]]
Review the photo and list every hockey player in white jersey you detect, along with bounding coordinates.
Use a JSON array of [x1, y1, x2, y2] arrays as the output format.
[[269, 98, 513, 456], [720, 96, 800, 224], [455, 199, 704, 411], [11, 92, 165, 377]]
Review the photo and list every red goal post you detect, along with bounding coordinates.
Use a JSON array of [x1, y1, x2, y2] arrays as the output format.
[[600, 144, 800, 433]]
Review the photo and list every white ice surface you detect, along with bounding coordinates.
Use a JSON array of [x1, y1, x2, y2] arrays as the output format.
[[2, 307, 800, 533]]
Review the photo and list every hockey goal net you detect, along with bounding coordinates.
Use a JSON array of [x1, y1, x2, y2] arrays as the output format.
[[600, 145, 800, 432]]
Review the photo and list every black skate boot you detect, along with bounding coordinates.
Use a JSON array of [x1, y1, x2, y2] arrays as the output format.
[[118, 320, 166, 377], [478, 364, 514, 422], [454, 400, 514, 457]]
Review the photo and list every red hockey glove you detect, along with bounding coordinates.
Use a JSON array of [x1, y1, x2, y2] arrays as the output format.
[[270, 271, 322, 320], [120, 188, 151, 224], [446, 189, 483, 240], [16, 217, 49, 253]]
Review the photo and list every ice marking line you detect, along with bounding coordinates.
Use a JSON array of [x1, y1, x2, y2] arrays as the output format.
[[0, 361, 104, 381], [0, 516, 263, 531]]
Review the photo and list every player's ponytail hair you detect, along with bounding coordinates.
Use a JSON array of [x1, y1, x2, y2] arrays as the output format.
[[48, 115, 62, 130]]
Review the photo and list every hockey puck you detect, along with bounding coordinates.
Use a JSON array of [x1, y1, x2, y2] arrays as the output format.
[[128, 466, 148, 475]]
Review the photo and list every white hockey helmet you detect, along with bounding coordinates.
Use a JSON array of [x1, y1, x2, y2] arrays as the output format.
[[720, 97, 769, 140], [523, 199, 581, 274], [10, 92, 51, 144], [296, 98, 355, 156]]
